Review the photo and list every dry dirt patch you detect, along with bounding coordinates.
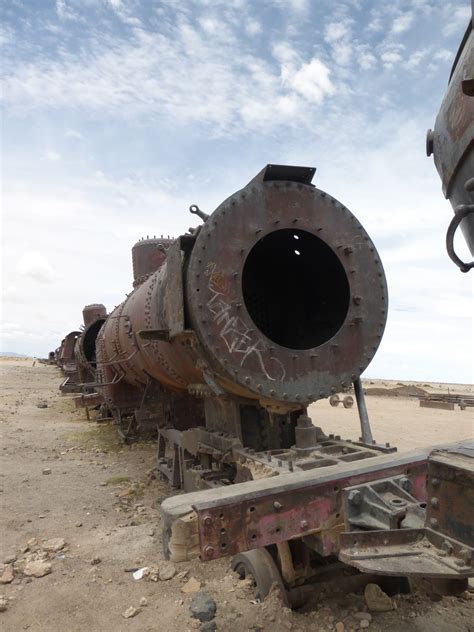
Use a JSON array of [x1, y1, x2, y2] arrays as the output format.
[[0, 359, 472, 631]]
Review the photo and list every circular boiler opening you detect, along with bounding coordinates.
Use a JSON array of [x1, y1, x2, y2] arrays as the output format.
[[242, 229, 350, 350], [83, 319, 105, 366]]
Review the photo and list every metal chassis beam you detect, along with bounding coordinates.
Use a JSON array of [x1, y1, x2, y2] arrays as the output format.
[[186, 442, 471, 562], [160, 445, 459, 562]]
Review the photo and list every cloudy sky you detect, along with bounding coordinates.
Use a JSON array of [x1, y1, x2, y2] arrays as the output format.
[[1, 0, 472, 383]]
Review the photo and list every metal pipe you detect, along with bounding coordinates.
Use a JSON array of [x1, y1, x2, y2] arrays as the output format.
[[353, 377, 373, 444]]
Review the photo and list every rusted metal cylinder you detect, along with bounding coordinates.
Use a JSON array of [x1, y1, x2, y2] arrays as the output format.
[[74, 316, 107, 374], [97, 255, 201, 393], [82, 304, 107, 328], [96, 165, 388, 411], [428, 17, 474, 257], [132, 237, 173, 288], [58, 331, 80, 367]]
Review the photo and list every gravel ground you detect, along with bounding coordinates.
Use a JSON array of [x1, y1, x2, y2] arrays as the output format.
[[0, 357, 472, 632]]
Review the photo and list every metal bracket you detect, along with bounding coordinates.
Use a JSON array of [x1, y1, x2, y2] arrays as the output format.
[[262, 164, 316, 185], [343, 475, 425, 531]]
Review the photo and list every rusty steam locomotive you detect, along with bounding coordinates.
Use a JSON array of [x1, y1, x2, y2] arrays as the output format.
[[51, 13, 474, 607], [52, 162, 472, 604]]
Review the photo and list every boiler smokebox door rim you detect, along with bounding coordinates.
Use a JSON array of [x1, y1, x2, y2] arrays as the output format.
[[186, 178, 387, 402]]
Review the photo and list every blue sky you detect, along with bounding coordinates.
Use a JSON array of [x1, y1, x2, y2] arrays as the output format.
[[1, 0, 472, 383]]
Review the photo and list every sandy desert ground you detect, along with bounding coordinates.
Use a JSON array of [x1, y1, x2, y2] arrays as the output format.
[[0, 357, 472, 632]]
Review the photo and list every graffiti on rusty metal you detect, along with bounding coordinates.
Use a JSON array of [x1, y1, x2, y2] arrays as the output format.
[[205, 262, 285, 381]]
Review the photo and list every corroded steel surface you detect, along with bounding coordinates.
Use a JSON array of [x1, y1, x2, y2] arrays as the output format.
[[58, 331, 80, 368], [429, 18, 474, 254], [187, 449, 429, 561], [82, 303, 107, 328], [186, 168, 387, 405], [132, 237, 173, 288], [338, 442, 474, 581], [96, 166, 388, 412], [74, 317, 106, 377], [426, 445, 474, 548]]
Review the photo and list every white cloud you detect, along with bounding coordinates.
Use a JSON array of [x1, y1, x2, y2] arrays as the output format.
[[381, 51, 403, 68], [2, 25, 337, 134], [434, 49, 454, 62], [0, 25, 14, 46], [55, 0, 78, 21], [358, 51, 377, 70], [331, 42, 353, 67], [443, 5, 471, 37], [404, 47, 429, 71], [106, 0, 143, 27], [367, 17, 383, 33], [272, 41, 299, 64], [198, 17, 220, 34], [245, 19, 261, 35], [391, 12, 415, 34], [324, 22, 350, 43], [285, 58, 334, 104]]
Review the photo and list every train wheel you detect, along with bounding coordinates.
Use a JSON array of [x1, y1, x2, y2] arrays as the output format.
[[343, 395, 354, 408], [231, 548, 289, 606], [329, 394, 340, 407]]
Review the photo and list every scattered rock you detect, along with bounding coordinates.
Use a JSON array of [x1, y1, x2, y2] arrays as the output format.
[[182, 577, 201, 594], [43, 538, 66, 553], [354, 612, 372, 622], [190, 592, 216, 622], [122, 606, 140, 619], [201, 622, 217, 632], [145, 568, 159, 582], [36, 403, 48, 409], [140, 597, 148, 606], [364, 583, 393, 612], [335, 622, 345, 632], [42, 468, 52, 475], [159, 562, 177, 581], [23, 561, 52, 578], [75, 522, 83, 528], [3, 555, 16, 565], [90, 557, 101, 565], [0, 566, 14, 585], [360, 620, 370, 629], [0, 595, 7, 612]]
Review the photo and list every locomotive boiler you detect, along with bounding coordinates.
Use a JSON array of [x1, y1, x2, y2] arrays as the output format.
[[94, 164, 388, 464]]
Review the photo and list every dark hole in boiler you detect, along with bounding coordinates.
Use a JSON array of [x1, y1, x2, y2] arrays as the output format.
[[242, 229, 350, 349], [83, 319, 106, 366]]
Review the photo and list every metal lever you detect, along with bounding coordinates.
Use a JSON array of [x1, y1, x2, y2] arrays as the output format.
[[189, 204, 209, 222]]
